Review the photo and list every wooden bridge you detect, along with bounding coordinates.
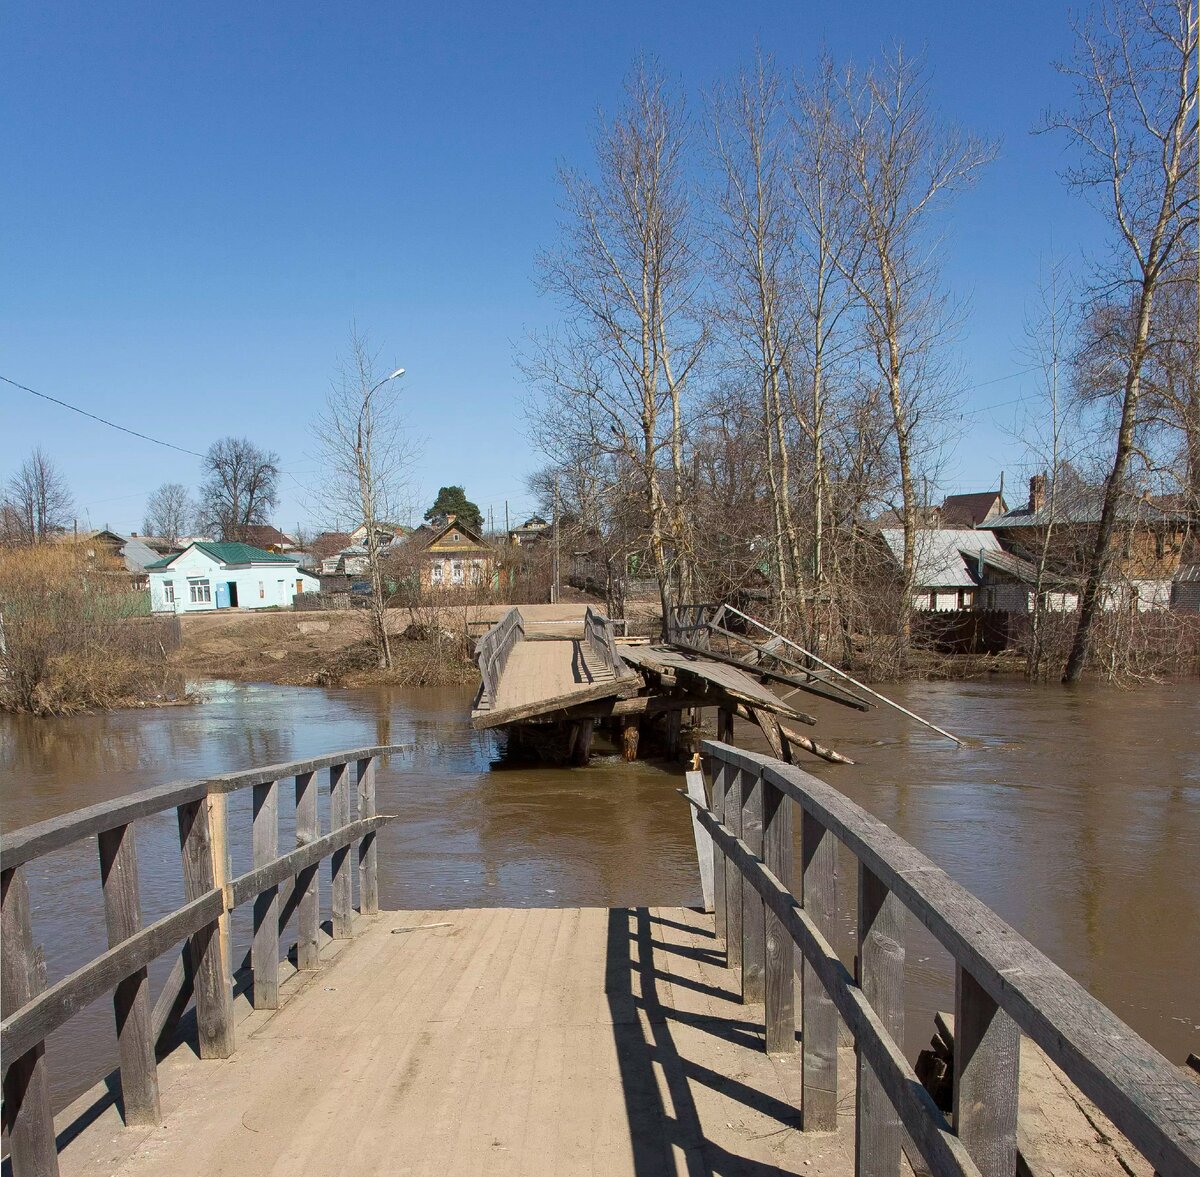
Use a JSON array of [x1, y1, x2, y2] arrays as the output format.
[[2, 743, 1199, 1176]]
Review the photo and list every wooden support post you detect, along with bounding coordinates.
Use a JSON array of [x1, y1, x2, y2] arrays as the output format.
[[740, 766, 766, 1004], [724, 768, 744, 977], [664, 709, 681, 760], [856, 863, 905, 1175], [205, 791, 232, 985], [294, 771, 319, 971], [717, 706, 734, 744], [751, 708, 786, 760], [1, 865, 59, 1177], [568, 719, 594, 766], [356, 757, 379, 916], [621, 717, 640, 761], [954, 966, 1020, 1177], [176, 798, 234, 1059], [97, 824, 161, 1126], [684, 770, 714, 912], [800, 811, 838, 1131], [329, 762, 352, 939], [762, 777, 795, 1054], [711, 761, 728, 938], [251, 780, 280, 1009]]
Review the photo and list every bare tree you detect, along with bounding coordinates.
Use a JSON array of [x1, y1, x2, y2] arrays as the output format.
[[142, 482, 193, 543], [708, 55, 804, 628], [3, 448, 73, 544], [199, 437, 281, 543], [523, 60, 707, 622], [312, 327, 415, 669], [836, 50, 996, 654], [1048, 0, 1198, 682]]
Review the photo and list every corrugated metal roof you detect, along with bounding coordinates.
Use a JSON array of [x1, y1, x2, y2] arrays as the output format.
[[983, 489, 1186, 529], [145, 542, 299, 570], [879, 529, 1003, 588]]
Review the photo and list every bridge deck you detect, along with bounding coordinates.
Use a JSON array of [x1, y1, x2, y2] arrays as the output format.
[[55, 907, 859, 1177], [471, 638, 640, 729]]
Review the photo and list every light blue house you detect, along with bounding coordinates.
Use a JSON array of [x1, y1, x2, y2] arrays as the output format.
[[147, 541, 319, 614]]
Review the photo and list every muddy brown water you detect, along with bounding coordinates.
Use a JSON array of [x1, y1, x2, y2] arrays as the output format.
[[1, 676, 1197, 1114]]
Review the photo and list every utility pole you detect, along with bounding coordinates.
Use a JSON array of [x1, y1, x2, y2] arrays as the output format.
[[551, 478, 561, 605], [504, 500, 510, 535]]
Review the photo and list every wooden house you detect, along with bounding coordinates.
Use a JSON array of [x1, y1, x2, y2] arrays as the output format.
[[981, 476, 1189, 611], [147, 542, 318, 613], [409, 514, 495, 590]]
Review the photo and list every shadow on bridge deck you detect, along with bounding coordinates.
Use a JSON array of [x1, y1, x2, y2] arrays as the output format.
[[50, 907, 857, 1177]]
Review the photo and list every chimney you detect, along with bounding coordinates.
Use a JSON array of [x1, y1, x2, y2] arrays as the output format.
[[1029, 474, 1047, 513], [445, 513, 456, 524]]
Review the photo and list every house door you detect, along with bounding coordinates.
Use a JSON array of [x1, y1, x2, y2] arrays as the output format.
[[227, 582, 239, 608], [215, 583, 229, 608]]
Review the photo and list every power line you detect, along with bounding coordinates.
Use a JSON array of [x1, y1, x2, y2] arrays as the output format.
[[1, 374, 205, 458]]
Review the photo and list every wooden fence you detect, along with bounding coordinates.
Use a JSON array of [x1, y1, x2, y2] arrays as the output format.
[[0, 744, 406, 1177], [474, 606, 524, 707], [687, 740, 1200, 1177]]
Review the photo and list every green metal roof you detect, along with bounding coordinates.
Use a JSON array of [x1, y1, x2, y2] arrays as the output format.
[[145, 542, 299, 570]]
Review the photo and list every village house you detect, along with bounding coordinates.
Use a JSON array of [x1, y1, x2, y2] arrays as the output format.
[[980, 475, 1189, 611], [408, 514, 496, 590], [240, 524, 298, 552], [147, 541, 318, 613], [508, 515, 550, 545], [878, 528, 1005, 612], [939, 490, 1007, 529]]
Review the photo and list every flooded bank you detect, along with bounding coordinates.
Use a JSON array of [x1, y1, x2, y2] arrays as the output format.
[[1, 676, 1197, 1109]]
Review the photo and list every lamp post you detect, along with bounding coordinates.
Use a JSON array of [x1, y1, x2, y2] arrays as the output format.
[[356, 368, 405, 669]]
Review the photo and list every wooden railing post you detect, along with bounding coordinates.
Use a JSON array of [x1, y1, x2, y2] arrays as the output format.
[[251, 780, 280, 1009], [800, 810, 838, 1131], [1, 865, 59, 1177], [294, 771, 319, 970], [97, 823, 161, 1125], [723, 767, 745, 978], [329, 762, 352, 938], [356, 756, 379, 916], [710, 760, 728, 939], [856, 862, 905, 1174], [206, 791, 232, 985], [762, 775, 795, 1054], [740, 767, 766, 1004], [176, 798, 234, 1059], [954, 965, 1020, 1177]]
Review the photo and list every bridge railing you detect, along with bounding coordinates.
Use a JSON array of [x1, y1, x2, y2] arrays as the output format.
[[687, 740, 1200, 1177], [0, 744, 407, 1177], [583, 606, 634, 681], [474, 606, 524, 707]]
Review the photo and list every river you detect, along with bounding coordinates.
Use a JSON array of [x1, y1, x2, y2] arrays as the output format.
[[1, 676, 1197, 1111]]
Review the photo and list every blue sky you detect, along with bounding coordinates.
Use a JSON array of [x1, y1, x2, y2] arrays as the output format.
[[2, 1, 1104, 536]]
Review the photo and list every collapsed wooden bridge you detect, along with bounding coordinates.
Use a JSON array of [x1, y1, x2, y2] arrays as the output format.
[[469, 603, 905, 765], [2, 742, 1198, 1176]]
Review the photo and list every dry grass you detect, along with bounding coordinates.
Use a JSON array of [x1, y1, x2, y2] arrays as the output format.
[[0, 543, 183, 715]]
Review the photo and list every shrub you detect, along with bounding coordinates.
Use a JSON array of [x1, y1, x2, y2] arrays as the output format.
[[0, 543, 181, 715]]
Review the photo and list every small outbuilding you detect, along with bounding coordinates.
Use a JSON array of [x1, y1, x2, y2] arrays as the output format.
[[147, 542, 319, 614]]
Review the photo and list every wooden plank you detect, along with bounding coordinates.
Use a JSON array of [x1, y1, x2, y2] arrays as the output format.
[[857, 862, 905, 1176], [700, 739, 1200, 1177], [723, 768, 744, 976], [762, 777, 794, 1055], [954, 966, 1019, 1177], [711, 761, 728, 938], [251, 780, 280, 1010], [294, 771, 319, 972], [329, 763, 352, 939], [356, 757, 379, 916], [0, 745, 409, 871], [751, 707, 785, 759], [717, 706, 734, 744], [1, 865, 59, 1177], [206, 791, 232, 986], [800, 808, 839, 1131], [683, 771, 714, 912], [97, 824, 161, 1126], [176, 799, 234, 1059], [740, 765, 766, 1004]]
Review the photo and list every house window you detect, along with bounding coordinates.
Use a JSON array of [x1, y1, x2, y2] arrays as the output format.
[[259, 581, 266, 599], [431, 563, 443, 585], [188, 579, 211, 604], [163, 581, 175, 605], [451, 560, 464, 585]]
